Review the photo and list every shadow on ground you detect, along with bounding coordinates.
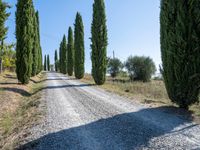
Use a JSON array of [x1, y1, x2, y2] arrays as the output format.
[[30, 78, 77, 84], [0, 72, 95, 97], [0, 83, 95, 97], [17, 107, 197, 150]]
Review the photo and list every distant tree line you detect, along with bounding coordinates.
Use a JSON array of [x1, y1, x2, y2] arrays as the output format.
[[15, 0, 43, 84], [107, 55, 156, 82]]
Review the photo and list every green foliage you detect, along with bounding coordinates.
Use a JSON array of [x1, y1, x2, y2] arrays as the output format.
[[36, 11, 42, 74], [59, 41, 62, 72], [2, 43, 15, 70], [16, 0, 35, 84], [67, 27, 74, 76], [91, 0, 108, 85], [160, 0, 200, 109], [0, 0, 10, 74], [74, 12, 85, 79], [31, 12, 39, 76], [60, 35, 67, 74], [125, 56, 156, 82], [107, 58, 123, 78], [44, 55, 46, 71], [47, 55, 50, 71], [54, 50, 58, 72], [0, 0, 10, 42]]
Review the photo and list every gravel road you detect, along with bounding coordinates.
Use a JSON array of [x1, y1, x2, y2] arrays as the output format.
[[20, 72, 200, 150]]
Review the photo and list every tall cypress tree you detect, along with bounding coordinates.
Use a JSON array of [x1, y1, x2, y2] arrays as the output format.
[[91, 0, 108, 85], [44, 55, 47, 71], [59, 40, 62, 73], [160, 0, 200, 109], [74, 12, 85, 79], [67, 27, 74, 76], [36, 11, 42, 74], [47, 54, 50, 71], [16, 0, 35, 84], [31, 12, 39, 76], [60, 35, 67, 74], [54, 49, 58, 72], [0, 0, 10, 74]]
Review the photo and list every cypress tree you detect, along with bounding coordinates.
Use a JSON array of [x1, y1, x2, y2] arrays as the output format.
[[0, 0, 10, 74], [54, 49, 58, 72], [36, 11, 42, 74], [67, 27, 74, 76], [16, 0, 35, 84], [74, 12, 85, 79], [160, 0, 200, 109], [31, 12, 39, 76], [59, 40, 62, 73], [91, 0, 108, 85], [44, 55, 47, 71], [61, 35, 67, 74], [47, 54, 50, 71]]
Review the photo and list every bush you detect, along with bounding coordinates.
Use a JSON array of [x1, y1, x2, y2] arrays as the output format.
[[107, 58, 123, 78], [125, 56, 156, 82]]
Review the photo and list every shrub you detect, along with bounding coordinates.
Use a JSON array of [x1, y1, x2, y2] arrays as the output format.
[[125, 56, 156, 82], [107, 58, 123, 78]]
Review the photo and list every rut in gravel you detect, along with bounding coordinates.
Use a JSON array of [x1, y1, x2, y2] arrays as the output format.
[[19, 72, 200, 150]]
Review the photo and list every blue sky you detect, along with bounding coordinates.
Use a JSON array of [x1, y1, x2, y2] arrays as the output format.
[[5, 0, 161, 73]]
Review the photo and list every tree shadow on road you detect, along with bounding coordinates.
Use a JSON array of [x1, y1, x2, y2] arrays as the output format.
[[17, 107, 199, 150], [0, 83, 96, 97], [30, 77, 78, 84]]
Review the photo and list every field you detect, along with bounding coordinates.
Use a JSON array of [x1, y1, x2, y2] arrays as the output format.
[[81, 74, 200, 122], [0, 71, 45, 149]]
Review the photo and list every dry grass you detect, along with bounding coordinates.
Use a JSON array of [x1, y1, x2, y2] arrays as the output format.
[[81, 74, 200, 122], [0, 71, 46, 150]]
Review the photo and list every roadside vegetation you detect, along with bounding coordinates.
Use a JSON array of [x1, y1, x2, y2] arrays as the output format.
[[0, 71, 46, 149], [81, 74, 200, 122]]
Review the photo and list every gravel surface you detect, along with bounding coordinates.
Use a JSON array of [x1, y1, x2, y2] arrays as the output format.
[[19, 72, 200, 150]]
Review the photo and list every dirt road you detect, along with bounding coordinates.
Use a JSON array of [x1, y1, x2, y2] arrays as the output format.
[[20, 72, 200, 150]]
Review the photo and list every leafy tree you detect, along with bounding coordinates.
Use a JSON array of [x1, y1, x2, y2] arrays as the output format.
[[91, 0, 108, 85], [0, 0, 10, 73], [60, 35, 67, 74], [74, 12, 85, 79], [125, 56, 156, 82], [44, 55, 47, 71], [2, 43, 15, 71], [54, 49, 58, 72], [31, 12, 39, 76], [16, 0, 35, 84], [160, 0, 200, 109], [47, 54, 50, 71], [107, 58, 123, 78], [67, 27, 74, 76]]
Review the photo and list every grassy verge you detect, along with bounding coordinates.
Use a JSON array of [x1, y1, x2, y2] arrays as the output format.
[[81, 74, 200, 122], [0, 72, 46, 150]]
